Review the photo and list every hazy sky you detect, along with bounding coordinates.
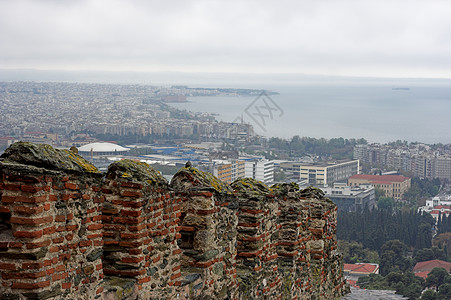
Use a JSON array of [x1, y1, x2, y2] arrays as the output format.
[[1, 0, 451, 78]]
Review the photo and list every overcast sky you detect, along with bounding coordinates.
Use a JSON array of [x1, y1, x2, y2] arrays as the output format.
[[1, 0, 451, 78]]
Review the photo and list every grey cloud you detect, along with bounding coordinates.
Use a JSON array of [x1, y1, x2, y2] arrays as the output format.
[[1, 0, 451, 77]]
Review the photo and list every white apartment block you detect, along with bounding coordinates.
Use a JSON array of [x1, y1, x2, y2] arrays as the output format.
[[244, 159, 275, 184]]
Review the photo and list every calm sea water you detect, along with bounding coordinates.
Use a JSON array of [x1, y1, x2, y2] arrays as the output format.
[[170, 84, 451, 144]]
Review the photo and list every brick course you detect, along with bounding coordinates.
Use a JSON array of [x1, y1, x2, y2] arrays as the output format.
[[0, 142, 348, 299]]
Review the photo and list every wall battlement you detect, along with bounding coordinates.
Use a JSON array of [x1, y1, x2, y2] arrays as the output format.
[[0, 142, 348, 299]]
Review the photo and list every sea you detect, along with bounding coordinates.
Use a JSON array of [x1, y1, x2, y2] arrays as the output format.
[[1, 69, 449, 144], [169, 84, 451, 144]]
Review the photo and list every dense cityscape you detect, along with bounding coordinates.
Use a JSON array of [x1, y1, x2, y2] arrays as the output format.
[[1, 81, 451, 300]]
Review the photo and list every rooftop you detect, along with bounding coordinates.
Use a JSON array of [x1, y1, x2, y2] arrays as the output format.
[[78, 142, 130, 153], [349, 174, 410, 183], [413, 259, 451, 273]]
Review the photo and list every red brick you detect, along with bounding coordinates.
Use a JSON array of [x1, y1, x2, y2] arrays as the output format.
[[170, 272, 181, 280], [121, 256, 144, 263], [120, 190, 142, 198], [46, 268, 55, 275], [101, 188, 113, 194], [121, 209, 142, 217], [172, 265, 181, 272], [66, 224, 78, 231], [3, 270, 46, 280], [21, 185, 43, 193], [14, 230, 43, 239], [120, 182, 143, 189], [62, 282, 72, 289], [87, 223, 103, 231], [129, 248, 142, 255], [120, 232, 145, 239], [64, 182, 78, 190], [14, 205, 45, 215], [0, 206, 11, 213], [138, 277, 151, 284], [26, 239, 51, 249], [10, 216, 53, 225], [119, 241, 142, 248], [79, 240, 92, 247], [48, 195, 58, 201], [55, 265, 65, 272], [0, 262, 16, 271], [86, 233, 103, 239], [49, 246, 60, 253], [55, 215, 66, 222], [12, 280, 50, 289], [2, 195, 47, 204], [3, 183, 21, 191], [43, 226, 56, 235], [128, 224, 146, 231], [179, 226, 195, 232], [52, 273, 62, 281]]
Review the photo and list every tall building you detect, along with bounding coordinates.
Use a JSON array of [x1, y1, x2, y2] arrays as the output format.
[[244, 159, 274, 184], [280, 161, 302, 181], [299, 160, 359, 186], [213, 160, 245, 184], [322, 183, 376, 212], [433, 156, 451, 181], [348, 174, 411, 201]]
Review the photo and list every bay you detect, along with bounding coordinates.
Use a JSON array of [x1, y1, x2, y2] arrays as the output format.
[[169, 84, 451, 144]]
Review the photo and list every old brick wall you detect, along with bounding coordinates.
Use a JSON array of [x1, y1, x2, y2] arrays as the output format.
[[0, 142, 348, 300], [232, 178, 281, 299], [101, 160, 181, 299], [170, 166, 239, 299], [0, 143, 104, 300]]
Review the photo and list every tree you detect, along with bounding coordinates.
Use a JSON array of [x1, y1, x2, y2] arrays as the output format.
[[338, 240, 379, 264], [416, 223, 433, 251], [426, 267, 449, 289], [378, 197, 394, 210], [421, 290, 438, 300], [438, 283, 451, 299], [414, 246, 446, 263], [380, 240, 412, 276]]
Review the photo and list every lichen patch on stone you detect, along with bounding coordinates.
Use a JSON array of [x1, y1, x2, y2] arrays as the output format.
[[171, 166, 232, 194], [0, 141, 99, 173]]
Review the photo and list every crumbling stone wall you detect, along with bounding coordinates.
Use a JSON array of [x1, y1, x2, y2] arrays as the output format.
[[232, 178, 280, 299], [171, 166, 238, 299], [0, 143, 104, 300], [101, 160, 181, 299], [0, 142, 348, 300]]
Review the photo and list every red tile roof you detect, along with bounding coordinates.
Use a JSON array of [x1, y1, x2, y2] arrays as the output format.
[[414, 271, 430, 279], [344, 263, 379, 274], [349, 174, 410, 183], [346, 279, 359, 288], [435, 205, 451, 209], [413, 260, 451, 273]]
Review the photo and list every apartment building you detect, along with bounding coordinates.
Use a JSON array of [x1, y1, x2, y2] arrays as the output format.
[[244, 159, 275, 184], [213, 160, 245, 184], [348, 174, 411, 201], [322, 183, 376, 212], [299, 160, 360, 186]]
